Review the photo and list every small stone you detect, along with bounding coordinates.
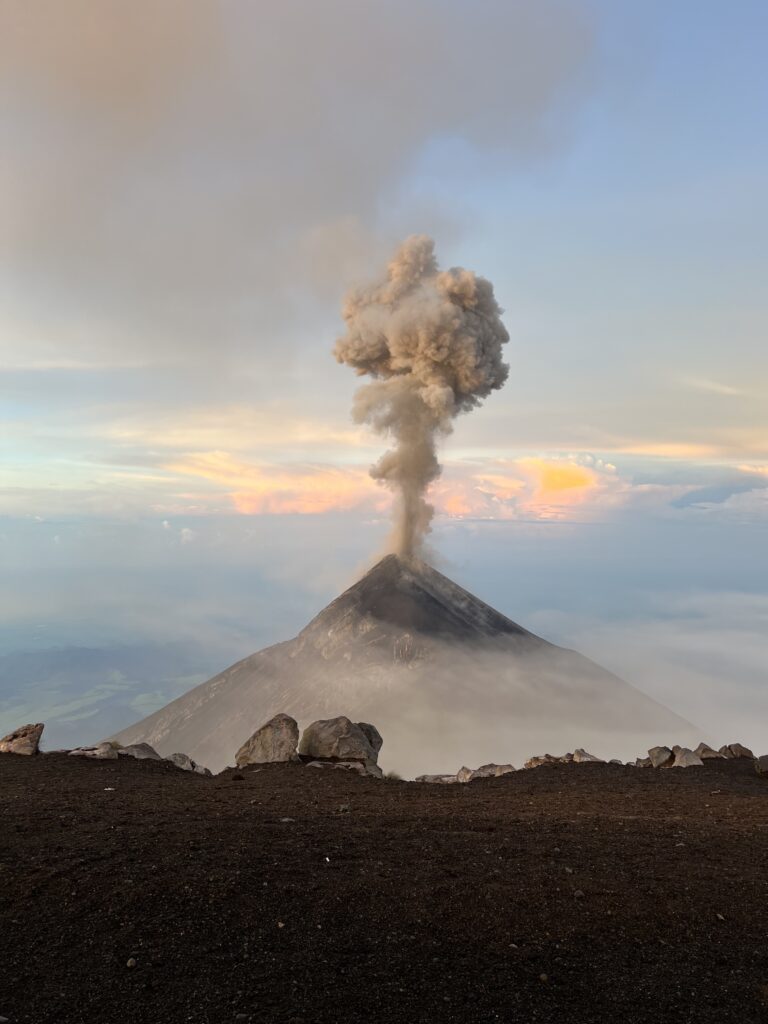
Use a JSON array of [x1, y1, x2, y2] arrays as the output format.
[[126, 958, 137, 969], [539, 973, 548, 982], [573, 890, 585, 899]]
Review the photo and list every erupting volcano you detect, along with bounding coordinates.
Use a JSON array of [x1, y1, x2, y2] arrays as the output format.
[[112, 555, 698, 776], [111, 239, 700, 774]]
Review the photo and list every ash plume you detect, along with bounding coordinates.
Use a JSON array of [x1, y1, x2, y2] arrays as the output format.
[[334, 236, 510, 557]]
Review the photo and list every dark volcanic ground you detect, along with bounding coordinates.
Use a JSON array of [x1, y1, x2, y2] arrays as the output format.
[[1, 754, 767, 1024]]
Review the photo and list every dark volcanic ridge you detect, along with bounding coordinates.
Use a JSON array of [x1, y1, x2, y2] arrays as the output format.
[[112, 555, 699, 776], [2, 752, 767, 1024]]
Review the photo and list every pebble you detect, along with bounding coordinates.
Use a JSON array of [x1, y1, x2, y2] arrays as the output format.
[[126, 958, 137, 969], [573, 890, 585, 899]]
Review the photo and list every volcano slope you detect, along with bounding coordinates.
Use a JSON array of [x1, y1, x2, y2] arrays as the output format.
[[1, 752, 768, 1024], [112, 555, 699, 775]]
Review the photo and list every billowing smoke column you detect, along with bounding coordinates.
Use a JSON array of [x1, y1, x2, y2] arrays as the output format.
[[334, 235, 509, 558]]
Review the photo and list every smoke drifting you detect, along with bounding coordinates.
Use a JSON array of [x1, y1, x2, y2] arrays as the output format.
[[334, 236, 510, 556]]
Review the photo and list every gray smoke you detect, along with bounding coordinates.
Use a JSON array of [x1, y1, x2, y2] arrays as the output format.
[[334, 236, 509, 557]]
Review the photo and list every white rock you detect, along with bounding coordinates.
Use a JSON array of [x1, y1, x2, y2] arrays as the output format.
[[719, 743, 755, 759], [648, 746, 674, 768], [672, 747, 704, 768], [573, 748, 603, 763], [236, 713, 299, 766], [69, 743, 118, 760], [0, 722, 44, 756], [693, 742, 725, 760], [167, 752, 212, 776], [299, 716, 381, 764], [415, 774, 459, 784], [118, 743, 162, 760]]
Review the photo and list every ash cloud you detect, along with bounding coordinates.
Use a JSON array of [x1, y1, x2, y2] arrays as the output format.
[[1, 0, 593, 373], [334, 236, 509, 556]]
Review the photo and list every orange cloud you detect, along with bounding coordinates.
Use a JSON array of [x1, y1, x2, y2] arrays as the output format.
[[167, 451, 383, 515], [165, 451, 623, 522], [516, 457, 598, 503]]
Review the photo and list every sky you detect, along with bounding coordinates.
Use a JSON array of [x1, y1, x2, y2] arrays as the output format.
[[1, 0, 766, 752]]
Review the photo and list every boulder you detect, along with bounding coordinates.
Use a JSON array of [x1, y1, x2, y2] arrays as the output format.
[[0, 722, 44, 756], [694, 742, 725, 760], [415, 774, 459, 784], [719, 743, 755, 760], [609, 759, 624, 765], [672, 747, 704, 768], [299, 716, 380, 764], [168, 752, 212, 776], [573, 749, 603, 763], [235, 713, 299, 766], [69, 743, 118, 760], [634, 757, 652, 768], [648, 746, 674, 768], [755, 755, 768, 777], [118, 743, 162, 760]]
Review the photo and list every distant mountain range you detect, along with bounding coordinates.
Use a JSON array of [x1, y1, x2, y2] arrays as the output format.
[[112, 555, 700, 776]]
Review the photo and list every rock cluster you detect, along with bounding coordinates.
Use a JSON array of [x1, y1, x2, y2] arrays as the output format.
[[0, 722, 44, 756], [236, 714, 384, 777], [417, 763, 515, 784], [524, 749, 604, 769]]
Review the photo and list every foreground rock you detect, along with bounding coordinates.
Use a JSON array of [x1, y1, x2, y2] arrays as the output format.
[[236, 714, 300, 766], [299, 716, 380, 765], [69, 743, 118, 760], [0, 723, 44, 756], [168, 752, 212, 776], [672, 746, 704, 768], [648, 746, 674, 768]]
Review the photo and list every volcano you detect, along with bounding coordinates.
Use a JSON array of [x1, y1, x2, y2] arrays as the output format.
[[112, 556, 699, 776]]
